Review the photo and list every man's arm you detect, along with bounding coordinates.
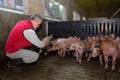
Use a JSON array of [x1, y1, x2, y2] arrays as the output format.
[[23, 29, 45, 48]]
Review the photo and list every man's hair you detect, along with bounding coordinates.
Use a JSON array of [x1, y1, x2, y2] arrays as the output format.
[[30, 14, 43, 20]]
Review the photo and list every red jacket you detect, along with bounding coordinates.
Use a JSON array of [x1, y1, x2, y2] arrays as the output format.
[[5, 20, 34, 53]]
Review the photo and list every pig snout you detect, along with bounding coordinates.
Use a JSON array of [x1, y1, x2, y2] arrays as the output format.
[[69, 45, 75, 51], [91, 48, 101, 58]]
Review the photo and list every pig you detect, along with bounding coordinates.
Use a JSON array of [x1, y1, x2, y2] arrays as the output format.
[[101, 37, 119, 70], [84, 36, 96, 61], [112, 37, 120, 53], [90, 37, 103, 65], [69, 42, 85, 64], [61, 37, 81, 55], [47, 38, 68, 57], [48, 37, 80, 57], [112, 37, 120, 71]]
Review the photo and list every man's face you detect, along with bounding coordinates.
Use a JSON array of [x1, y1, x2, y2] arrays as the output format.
[[33, 18, 42, 29]]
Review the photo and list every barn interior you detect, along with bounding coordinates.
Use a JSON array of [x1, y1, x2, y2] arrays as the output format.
[[0, 0, 120, 80]]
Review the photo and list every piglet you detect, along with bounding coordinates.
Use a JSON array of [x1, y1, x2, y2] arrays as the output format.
[[69, 42, 85, 64]]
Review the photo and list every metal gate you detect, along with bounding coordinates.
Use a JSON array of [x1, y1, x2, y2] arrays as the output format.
[[48, 19, 120, 40]]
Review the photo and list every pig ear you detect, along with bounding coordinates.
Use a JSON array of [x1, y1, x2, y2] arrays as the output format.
[[110, 34, 115, 39], [87, 37, 91, 40], [115, 37, 120, 42], [92, 36, 95, 40], [74, 36, 77, 38], [50, 34, 53, 37], [77, 38, 80, 41]]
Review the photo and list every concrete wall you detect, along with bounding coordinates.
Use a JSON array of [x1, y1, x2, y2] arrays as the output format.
[[23, 0, 86, 21], [23, 0, 45, 17]]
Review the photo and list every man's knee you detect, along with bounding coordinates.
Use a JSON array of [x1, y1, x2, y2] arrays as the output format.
[[31, 53, 39, 62], [23, 53, 39, 64]]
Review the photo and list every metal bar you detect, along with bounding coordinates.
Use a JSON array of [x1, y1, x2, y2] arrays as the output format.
[[113, 21, 115, 34], [108, 22, 111, 34], [110, 8, 120, 19], [119, 22, 120, 35], [46, 22, 48, 35], [97, 22, 100, 35], [101, 22, 104, 35], [47, 19, 120, 39], [118, 22, 119, 35]]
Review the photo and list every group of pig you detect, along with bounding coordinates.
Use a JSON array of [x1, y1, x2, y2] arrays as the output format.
[[42, 34, 120, 71]]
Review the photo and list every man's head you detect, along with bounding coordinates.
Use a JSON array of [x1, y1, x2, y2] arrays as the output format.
[[30, 14, 43, 30]]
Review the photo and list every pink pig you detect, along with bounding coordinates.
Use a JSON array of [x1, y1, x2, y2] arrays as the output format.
[[101, 37, 119, 70], [69, 42, 85, 64], [48, 37, 80, 57]]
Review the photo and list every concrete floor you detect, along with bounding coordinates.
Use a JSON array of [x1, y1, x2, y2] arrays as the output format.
[[0, 52, 120, 80]]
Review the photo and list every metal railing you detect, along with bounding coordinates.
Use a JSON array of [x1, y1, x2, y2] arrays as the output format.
[[48, 19, 120, 40]]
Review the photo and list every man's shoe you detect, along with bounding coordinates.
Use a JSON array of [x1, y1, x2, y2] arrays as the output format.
[[7, 60, 23, 72]]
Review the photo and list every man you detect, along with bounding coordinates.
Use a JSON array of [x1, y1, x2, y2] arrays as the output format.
[[5, 14, 45, 72]]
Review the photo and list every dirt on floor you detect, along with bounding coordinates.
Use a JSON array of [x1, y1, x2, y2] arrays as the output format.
[[0, 52, 120, 80]]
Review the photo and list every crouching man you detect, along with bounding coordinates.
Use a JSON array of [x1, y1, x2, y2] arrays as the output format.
[[4, 14, 45, 72]]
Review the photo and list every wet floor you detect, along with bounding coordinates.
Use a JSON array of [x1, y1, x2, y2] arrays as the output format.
[[0, 52, 120, 80]]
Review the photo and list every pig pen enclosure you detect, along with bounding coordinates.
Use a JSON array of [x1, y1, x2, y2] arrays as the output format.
[[47, 19, 120, 39], [0, 18, 120, 80]]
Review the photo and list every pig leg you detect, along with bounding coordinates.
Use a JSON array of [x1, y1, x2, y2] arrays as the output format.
[[104, 55, 109, 70], [78, 49, 83, 64], [58, 49, 62, 56], [87, 53, 91, 62], [62, 48, 66, 57], [58, 50, 61, 56], [61, 50, 63, 57], [86, 53, 88, 58], [67, 49, 70, 55], [38, 49, 43, 55], [78, 54, 82, 64], [99, 54, 103, 66], [73, 52, 76, 57], [111, 57, 116, 70], [75, 51, 79, 61], [44, 51, 48, 56]]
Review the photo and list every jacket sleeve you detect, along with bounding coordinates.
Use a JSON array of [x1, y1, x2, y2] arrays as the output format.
[[23, 29, 45, 48]]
